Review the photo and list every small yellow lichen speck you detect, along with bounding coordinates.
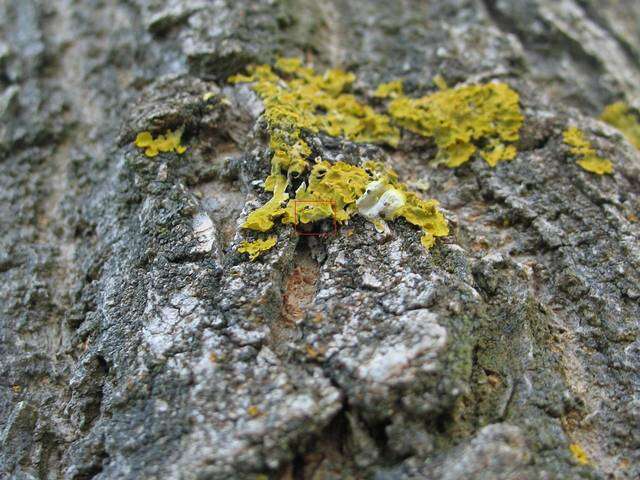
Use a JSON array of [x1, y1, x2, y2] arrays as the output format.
[[202, 92, 216, 102], [433, 74, 448, 91], [600, 101, 640, 150], [306, 344, 320, 359], [569, 443, 590, 465], [387, 82, 523, 168], [237, 236, 278, 260], [563, 127, 613, 175], [247, 405, 260, 417], [134, 128, 187, 157]]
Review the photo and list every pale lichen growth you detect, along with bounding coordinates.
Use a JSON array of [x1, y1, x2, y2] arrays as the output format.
[[563, 127, 613, 175], [387, 82, 523, 167], [569, 443, 590, 465], [134, 128, 187, 157], [237, 236, 278, 260], [357, 180, 406, 233], [356, 176, 449, 248], [600, 101, 640, 150]]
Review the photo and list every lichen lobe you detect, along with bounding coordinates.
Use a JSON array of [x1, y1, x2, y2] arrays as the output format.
[[563, 127, 613, 175], [237, 236, 278, 260], [134, 128, 187, 157]]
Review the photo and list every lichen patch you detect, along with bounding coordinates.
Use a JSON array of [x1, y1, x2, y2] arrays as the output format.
[[569, 443, 590, 465], [600, 101, 640, 150], [135, 127, 187, 157], [563, 127, 613, 175], [237, 236, 278, 260], [229, 59, 452, 257], [387, 82, 523, 167]]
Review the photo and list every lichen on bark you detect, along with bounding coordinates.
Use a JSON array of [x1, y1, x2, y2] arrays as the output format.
[[2, 1, 640, 480]]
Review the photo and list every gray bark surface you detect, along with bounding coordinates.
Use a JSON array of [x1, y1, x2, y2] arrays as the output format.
[[1, 1, 639, 479]]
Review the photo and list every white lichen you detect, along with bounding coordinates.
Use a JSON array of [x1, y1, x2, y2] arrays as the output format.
[[356, 180, 406, 234]]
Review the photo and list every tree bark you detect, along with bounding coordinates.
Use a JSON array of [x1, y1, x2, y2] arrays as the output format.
[[1, 0, 639, 479]]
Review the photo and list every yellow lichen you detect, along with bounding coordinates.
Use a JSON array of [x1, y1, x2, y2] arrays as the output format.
[[387, 82, 523, 167], [229, 58, 400, 178], [433, 74, 448, 91], [239, 158, 448, 253], [569, 443, 590, 465], [284, 160, 372, 224], [228, 59, 450, 253], [392, 190, 450, 249], [247, 405, 260, 417], [563, 127, 613, 175], [134, 128, 187, 157], [373, 80, 404, 99], [600, 101, 640, 150], [243, 175, 289, 232], [237, 236, 278, 260]]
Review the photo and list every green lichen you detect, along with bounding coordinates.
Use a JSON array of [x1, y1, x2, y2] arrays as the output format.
[[387, 82, 523, 167], [134, 128, 187, 157], [563, 127, 613, 175], [237, 236, 278, 260], [600, 101, 640, 150]]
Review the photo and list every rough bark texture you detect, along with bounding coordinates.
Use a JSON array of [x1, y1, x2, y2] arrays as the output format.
[[1, 1, 640, 479]]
